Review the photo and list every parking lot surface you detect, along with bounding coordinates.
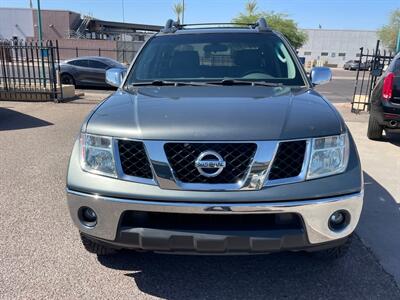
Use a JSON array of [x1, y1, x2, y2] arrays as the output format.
[[1, 70, 400, 299]]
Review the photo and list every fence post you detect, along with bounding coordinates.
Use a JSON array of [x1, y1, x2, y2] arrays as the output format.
[[48, 41, 56, 102], [76, 46, 78, 57], [370, 40, 381, 93], [99, 48, 101, 56], [122, 49, 125, 63], [56, 40, 63, 102], [351, 47, 363, 113], [0, 44, 9, 91]]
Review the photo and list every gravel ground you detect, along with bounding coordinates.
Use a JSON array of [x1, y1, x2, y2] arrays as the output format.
[[1, 86, 400, 299]]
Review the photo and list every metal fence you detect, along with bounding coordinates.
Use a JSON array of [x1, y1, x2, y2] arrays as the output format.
[[351, 40, 395, 113], [0, 40, 62, 102]]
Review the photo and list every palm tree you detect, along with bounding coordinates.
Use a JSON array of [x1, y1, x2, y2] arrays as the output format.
[[245, 0, 257, 16], [232, 0, 260, 24], [173, 2, 184, 23]]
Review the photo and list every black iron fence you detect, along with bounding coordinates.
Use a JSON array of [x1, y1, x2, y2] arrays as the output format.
[[351, 40, 395, 113], [0, 40, 62, 102]]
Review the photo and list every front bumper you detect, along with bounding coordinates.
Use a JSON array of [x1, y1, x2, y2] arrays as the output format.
[[67, 189, 363, 253]]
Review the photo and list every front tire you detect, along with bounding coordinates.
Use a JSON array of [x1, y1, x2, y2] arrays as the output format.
[[80, 232, 117, 256], [367, 115, 383, 140]]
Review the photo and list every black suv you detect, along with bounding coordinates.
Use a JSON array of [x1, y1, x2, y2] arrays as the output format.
[[368, 53, 400, 140]]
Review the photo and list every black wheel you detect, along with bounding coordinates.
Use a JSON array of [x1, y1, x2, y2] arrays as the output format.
[[312, 234, 352, 260], [367, 115, 383, 140], [80, 232, 117, 256], [61, 73, 75, 86]]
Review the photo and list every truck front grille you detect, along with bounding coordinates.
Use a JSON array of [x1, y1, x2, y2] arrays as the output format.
[[164, 143, 257, 184], [268, 140, 306, 180], [118, 140, 153, 179]]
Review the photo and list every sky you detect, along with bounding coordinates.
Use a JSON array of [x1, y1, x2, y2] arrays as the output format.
[[0, 0, 398, 30]]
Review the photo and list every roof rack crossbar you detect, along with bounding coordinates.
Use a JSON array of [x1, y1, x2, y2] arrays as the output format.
[[177, 22, 253, 27], [160, 18, 270, 33]]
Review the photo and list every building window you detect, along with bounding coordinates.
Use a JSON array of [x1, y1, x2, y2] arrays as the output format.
[[321, 52, 329, 56], [331, 53, 336, 57], [338, 53, 346, 57], [304, 51, 312, 56]]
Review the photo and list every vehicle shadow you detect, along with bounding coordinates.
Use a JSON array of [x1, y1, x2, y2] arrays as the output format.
[[385, 131, 400, 147], [97, 209, 400, 299], [0, 107, 53, 131], [97, 235, 398, 299], [357, 172, 400, 283], [364, 131, 400, 148]]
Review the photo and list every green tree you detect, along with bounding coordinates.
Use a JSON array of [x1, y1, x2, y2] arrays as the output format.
[[173, 2, 184, 23], [232, 0, 308, 49], [378, 9, 400, 52]]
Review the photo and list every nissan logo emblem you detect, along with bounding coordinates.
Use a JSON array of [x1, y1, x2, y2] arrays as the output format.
[[194, 151, 226, 178]]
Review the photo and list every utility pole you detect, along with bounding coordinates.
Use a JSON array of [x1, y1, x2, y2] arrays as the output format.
[[182, 0, 185, 24], [36, 0, 46, 85], [36, 0, 43, 42], [121, 0, 125, 41], [122, 0, 125, 23]]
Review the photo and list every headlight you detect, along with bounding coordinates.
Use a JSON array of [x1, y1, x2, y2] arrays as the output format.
[[307, 133, 349, 180], [80, 133, 116, 177]]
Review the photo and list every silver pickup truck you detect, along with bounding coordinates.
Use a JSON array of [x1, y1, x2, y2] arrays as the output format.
[[66, 19, 363, 259]]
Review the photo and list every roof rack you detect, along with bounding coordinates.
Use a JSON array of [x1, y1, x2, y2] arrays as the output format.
[[160, 18, 270, 33], [254, 18, 269, 32], [161, 19, 180, 33]]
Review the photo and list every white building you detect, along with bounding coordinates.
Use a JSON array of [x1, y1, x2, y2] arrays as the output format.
[[298, 29, 384, 68], [0, 8, 35, 40]]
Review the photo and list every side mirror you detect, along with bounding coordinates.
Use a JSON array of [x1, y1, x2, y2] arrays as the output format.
[[310, 67, 332, 86], [106, 68, 126, 87]]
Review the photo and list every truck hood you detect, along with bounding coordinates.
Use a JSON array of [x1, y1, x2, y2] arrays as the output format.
[[85, 86, 344, 140]]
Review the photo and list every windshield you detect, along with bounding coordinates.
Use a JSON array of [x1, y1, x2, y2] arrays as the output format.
[[126, 32, 305, 86]]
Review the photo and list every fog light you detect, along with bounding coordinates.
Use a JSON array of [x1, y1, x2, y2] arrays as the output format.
[[331, 211, 344, 224], [328, 210, 349, 231], [79, 207, 97, 227]]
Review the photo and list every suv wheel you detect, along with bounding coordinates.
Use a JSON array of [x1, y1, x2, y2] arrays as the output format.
[[61, 73, 75, 86], [367, 115, 383, 140], [80, 232, 117, 256], [312, 234, 352, 260]]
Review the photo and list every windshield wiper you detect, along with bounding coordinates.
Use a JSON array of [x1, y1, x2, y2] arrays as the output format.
[[128, 80, 214, 87], [208, 79, 283, 87], [127, 79, 283, 90]]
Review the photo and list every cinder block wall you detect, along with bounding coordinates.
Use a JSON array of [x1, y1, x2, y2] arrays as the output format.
[[57, 39, 118, 60]]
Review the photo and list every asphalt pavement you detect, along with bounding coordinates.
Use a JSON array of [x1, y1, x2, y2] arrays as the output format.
[[315, 69, 356, 103], [1, 70, 400, 299]]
